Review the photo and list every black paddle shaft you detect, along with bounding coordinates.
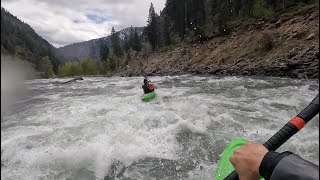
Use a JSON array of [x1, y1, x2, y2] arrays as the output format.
[[224, 94, 319, 180], [141, 70, 148, 78], [141, 70, 157, 89]]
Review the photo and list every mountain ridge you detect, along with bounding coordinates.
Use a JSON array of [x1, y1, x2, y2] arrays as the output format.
[[1, 7, 144, 66], [58, 27, 144, 62], [1, 7, 62, 72]]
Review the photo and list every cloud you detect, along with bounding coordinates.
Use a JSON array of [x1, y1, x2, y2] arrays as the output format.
[[86, 9, 112, 24], [1, 0, 165, 48], [86, 14, 109, 24]]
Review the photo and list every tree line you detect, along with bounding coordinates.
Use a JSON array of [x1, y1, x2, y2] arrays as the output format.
[[96, 26, 143, 73], [22, 0, 317, 78], [55, 26, 143, 77], [144, 0, 317, 50]]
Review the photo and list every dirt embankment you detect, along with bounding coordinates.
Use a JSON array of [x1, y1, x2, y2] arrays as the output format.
[[117, 6, 319, 79]]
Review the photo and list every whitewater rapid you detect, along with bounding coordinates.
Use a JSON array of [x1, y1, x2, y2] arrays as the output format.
[[1, 75, 319, 180]]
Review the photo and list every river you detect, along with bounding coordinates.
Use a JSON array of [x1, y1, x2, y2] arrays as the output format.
[[1, 75, 319, 180]]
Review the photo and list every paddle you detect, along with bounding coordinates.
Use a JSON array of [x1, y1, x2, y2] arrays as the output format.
[[224, 93, 319, 180], [141, 70, 157, 89]]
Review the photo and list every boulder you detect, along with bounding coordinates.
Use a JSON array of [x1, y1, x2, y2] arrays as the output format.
[[306, 33, 316, 40]]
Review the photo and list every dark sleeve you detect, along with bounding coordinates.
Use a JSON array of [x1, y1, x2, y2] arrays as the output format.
[[259, 151, 319, 180]]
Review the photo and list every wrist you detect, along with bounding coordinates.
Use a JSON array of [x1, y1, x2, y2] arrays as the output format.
[[259, 151, 293, 180]]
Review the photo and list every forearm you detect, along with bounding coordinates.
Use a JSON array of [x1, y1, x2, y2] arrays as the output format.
[[259, 151, 319, 180]]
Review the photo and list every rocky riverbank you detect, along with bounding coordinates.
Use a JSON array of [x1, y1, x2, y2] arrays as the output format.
[[117, 5, 319, 79]]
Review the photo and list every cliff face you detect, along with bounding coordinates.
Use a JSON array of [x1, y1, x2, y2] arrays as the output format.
[[57, 38, 106, 62], [118, 6, 319, 79]]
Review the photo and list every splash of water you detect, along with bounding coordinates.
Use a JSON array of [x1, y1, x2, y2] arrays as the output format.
[[1, 76, 318, 180]]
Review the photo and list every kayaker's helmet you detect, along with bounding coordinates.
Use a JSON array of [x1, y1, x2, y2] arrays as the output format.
[[144, 78, 148, 84]]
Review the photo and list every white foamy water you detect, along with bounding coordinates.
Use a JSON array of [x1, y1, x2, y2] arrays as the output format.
[[1, 75, 319, 180]]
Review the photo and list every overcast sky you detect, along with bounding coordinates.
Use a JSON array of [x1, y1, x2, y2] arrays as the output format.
[[1, 0, 165, 48]]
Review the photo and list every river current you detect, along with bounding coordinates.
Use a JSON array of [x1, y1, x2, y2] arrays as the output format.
[[1, 75, 319, 180]]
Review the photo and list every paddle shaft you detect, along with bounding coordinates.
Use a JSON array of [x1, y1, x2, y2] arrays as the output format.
[[224, 94, 319, 180], [141, 70, 157, 89]]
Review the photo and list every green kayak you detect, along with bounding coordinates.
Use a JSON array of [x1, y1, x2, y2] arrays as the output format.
[[215, 138, 264, 180], [141, 92, 156, 102]]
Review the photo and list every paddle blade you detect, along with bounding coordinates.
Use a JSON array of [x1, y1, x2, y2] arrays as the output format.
[[215, 138, 264, 180], [215, 138, 247, 180]]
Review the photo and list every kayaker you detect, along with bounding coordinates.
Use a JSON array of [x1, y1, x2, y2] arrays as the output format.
[[230, 142, 319, 180], [142, 78, 155, 94]]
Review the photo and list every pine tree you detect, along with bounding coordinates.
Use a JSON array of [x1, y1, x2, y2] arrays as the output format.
[[132, 29, 142, 51], [110, 27, 123, 56], [145, 3, 159, 50], [42, 56, 54, 78], [128, 26, 135, 48], [174, 0, 186, 38], [107, 49, 117, 71], [123, 35, 131, 52], [163, 16, 171, 46], [100, 40, 109, 62]]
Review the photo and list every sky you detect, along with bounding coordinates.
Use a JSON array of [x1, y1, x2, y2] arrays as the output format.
[[1, 0, 166, 48]]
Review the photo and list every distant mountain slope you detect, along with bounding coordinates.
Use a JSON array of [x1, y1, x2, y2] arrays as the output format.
[[58, 27, 143, 62], [1, 8, 62, 72]]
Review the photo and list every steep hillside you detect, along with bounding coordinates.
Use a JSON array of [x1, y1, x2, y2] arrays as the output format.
[[1, 8, 62, 72], [58, 27, 143, 61], [118, 5, 319, 79]]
